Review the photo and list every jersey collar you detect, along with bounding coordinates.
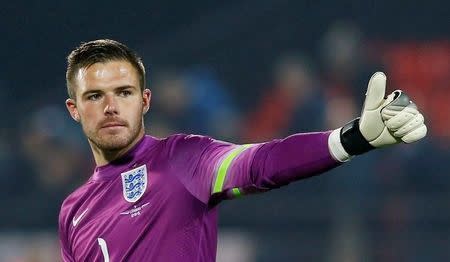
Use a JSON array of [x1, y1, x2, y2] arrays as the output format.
[[91, 135, 158, 181]]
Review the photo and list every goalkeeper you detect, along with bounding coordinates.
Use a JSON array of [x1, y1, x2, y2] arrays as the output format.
[[59, 39, 427, 261]]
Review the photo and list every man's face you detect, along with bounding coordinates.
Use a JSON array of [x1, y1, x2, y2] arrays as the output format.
[[66, 60, 150, 152]]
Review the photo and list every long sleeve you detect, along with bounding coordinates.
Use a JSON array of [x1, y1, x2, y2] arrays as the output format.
[[166, 132, 341, 205], [219, 131, 340, 199]]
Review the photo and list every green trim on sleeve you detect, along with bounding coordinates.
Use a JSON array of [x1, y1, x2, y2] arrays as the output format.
[[231, 188, 242, 198], [213, 144, 252, 194]]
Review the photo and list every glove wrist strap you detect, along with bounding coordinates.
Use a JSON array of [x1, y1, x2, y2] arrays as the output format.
[[340, 118, 375, 155]]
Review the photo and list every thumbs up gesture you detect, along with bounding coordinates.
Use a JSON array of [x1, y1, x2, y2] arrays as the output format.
[[360, 72, 427, 147], [329, 72, 427, 161]]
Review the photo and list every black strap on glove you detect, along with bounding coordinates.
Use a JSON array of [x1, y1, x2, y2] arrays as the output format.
[[340, 118, 375, 155]]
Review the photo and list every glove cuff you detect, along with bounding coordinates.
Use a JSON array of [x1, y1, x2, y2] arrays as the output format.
[[340, 118, 375, 155]]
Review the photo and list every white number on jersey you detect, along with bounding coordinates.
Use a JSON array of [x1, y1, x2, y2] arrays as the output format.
[[97, 238, 110, 262]]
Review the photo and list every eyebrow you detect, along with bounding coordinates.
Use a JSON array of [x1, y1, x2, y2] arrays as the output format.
[[81, 85, 137, 97], [115, 85, 137, 91]]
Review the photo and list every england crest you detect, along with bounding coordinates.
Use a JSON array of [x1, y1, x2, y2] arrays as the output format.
[[121, 164, 148, 203]]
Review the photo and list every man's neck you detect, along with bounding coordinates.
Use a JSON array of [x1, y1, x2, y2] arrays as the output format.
[[90, 131, 145, 166]]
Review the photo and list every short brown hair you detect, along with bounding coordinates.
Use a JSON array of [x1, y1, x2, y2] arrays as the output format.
[[66, 39, 146, 99]]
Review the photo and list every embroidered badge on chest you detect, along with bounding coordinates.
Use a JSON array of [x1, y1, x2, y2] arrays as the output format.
[[121, 164, 148, 203]]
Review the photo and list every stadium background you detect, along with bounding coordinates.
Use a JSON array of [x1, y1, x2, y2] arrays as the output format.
[[0, 0, 449, 261]]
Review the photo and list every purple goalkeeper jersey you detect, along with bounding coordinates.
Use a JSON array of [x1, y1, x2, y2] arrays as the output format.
[[59, 132, 339, 261]]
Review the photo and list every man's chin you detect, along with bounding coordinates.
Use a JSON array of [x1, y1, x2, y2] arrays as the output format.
[[90, 135, 133, 152], [98, 143, 129, 152]]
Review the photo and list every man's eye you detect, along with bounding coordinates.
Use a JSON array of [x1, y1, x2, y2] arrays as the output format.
[[119, 90, 132, 97], [88, 94, 101, 101]]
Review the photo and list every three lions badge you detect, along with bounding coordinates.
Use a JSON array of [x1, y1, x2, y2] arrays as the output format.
[[121, 165, 147, 203]]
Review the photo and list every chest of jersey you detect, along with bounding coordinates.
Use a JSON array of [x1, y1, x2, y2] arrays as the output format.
[[68, 164, 207, 261]]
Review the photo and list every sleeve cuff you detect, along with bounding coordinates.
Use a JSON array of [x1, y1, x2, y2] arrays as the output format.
[[328, 128, 352, 162]]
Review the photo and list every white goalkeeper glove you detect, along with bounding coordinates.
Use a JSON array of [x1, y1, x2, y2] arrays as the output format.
[[329, 72, 427, 162]]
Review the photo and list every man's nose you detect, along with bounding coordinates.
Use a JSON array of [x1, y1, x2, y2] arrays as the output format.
[[104, 95, 119, 115]]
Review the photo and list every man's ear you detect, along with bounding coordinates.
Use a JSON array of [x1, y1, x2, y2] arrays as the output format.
[[66, 98, 80, 122], [142, 89, 151, 115]]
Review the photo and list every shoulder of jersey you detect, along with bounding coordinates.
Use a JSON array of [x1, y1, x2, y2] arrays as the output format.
[[58, 181, 96, 231], [60, 180, 95, 214]]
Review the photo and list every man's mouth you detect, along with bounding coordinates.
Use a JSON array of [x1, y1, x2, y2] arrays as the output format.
[[100, 121, 127, 129]]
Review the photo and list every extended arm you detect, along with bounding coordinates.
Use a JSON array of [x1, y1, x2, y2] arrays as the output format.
[[213, 72, 427, 201], [171, 72, 427, 205]]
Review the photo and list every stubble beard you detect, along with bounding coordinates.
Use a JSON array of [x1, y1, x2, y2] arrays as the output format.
[[84, 120, 143, 152]]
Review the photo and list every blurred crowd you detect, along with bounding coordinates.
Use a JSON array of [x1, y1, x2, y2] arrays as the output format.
[[0, 21, 449, 261]]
